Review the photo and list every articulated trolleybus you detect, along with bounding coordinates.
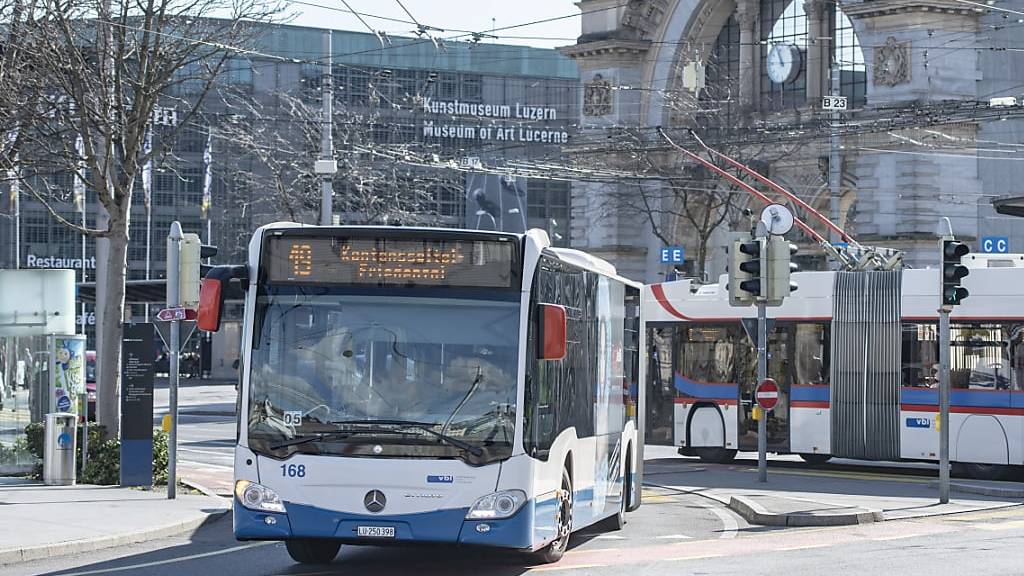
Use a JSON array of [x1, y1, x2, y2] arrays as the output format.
[[643, 265, 1024, 480], [199, 223, 643, 565]]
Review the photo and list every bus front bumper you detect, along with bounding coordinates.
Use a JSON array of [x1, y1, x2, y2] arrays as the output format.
[[234, 499, 536, 549]]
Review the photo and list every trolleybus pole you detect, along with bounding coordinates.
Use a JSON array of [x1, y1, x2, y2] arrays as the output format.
[[757, 299, 768, 483], [939, 306, 951, 504]]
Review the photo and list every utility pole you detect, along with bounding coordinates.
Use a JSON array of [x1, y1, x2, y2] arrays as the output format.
[[317, 29, 337, 226], [938, 304, 950, 503], [756, 292, 767, 483], [828, 63, 842, 250], [166, 222, 182, 500], [938, 233, 970, 504]]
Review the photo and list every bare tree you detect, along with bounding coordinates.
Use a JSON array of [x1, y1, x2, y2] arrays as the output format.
[[0, 2, 281, 438], [588, 56, 811, 278], [219, 88, 455, 228]]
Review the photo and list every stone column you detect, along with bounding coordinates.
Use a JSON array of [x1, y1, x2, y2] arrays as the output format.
[[804, 0, 827, 102], [737, 0, 758, 109]]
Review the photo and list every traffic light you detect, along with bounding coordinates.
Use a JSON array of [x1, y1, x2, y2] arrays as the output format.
[[179, 233, 218, 309], [941, 238, 970, 306], [729, 238, 764, 306], [765, 236, 799, 305]]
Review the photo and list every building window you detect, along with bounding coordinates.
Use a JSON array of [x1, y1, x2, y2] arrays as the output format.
[[438, 73, 458, 100], [760, 0, 808, 111], [527, 179, 570, 246], [461, 75, 483, 103], [830, 6, 867, 107], [699, 13, 741, 131]]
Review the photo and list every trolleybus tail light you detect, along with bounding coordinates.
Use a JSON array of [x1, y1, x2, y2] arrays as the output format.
[[467, 490, 527, 519], [235, 480, 286, 513]]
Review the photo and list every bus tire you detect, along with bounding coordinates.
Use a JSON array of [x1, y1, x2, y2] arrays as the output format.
[[799, 454, 832, 466], [696, 448, 736, 464], [531, 467, 573, 564], [963, 462, 1008, 481], [285, 539, 340, 564]]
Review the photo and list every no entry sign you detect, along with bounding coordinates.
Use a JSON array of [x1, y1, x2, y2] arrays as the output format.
[[755, 379, 779, 411]]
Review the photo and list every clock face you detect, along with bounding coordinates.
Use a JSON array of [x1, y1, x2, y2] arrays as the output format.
[[760, 204, 794, 236], [767, 44, 802, 84]]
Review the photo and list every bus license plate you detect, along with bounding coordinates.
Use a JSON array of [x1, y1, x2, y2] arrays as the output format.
[[357, 526, 396, 538]]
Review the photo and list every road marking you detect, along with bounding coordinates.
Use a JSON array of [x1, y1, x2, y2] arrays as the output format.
[[974, 520, 1024, 531], [57, 542, 272, 576], [871, 533, 925, 541], [180, 460, 234, 470], [665, 553, 723, 561], [656, 534, 692, 539], [594, 534, 627, 540], [644, 482, 738, 539], [777, 543, 831, 551], [746, 467, 931, 484], [530, 563, 608, 572]]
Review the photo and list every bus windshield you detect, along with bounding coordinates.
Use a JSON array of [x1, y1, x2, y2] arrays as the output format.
[[247, 292, 520, 463]]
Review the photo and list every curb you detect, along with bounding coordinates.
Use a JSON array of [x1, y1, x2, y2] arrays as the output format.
[[727, 495, 883, 527], [0, 506, 229, 566], [927, 481, 1024, 499], [180, 477, 231, 500]]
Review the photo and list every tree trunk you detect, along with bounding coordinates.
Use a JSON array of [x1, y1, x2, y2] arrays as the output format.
[[95, 211, 129, 440], [697, 236, 710, 281]]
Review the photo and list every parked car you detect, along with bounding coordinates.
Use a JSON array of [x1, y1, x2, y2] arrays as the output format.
[[85, 350, 96, 421]]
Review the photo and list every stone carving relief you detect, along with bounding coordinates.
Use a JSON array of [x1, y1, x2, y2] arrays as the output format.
[[873, 36, 911, 87], [621, 0, 670, 40], [583, 74, 613, 117]]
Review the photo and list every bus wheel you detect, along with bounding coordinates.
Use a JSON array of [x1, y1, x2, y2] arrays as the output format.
[[963, 462, 1008, 481], [532, 468, 574, 564], [696, 448, 736, 464], [285, 539, 340, 564], [799, 454, 832, 466]]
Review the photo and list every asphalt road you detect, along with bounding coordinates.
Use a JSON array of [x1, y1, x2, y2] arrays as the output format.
[[0, 483, 741, 576], [7, 488, 1024, 576]]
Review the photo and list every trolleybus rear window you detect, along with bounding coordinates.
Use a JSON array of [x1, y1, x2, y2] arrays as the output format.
[[264, 235, 518, 289]]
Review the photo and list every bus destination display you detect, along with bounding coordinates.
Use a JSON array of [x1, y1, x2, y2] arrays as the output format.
[[266, 236, 516, 288]]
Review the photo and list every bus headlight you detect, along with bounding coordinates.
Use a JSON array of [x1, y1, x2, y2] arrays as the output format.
[[234, 480, 286, 513], [466, 490, 527, 520]]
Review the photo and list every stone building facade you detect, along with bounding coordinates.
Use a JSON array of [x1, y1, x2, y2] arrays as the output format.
[[562, 0, 1024, 283]]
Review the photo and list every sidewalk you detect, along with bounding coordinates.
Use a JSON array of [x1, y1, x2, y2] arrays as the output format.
[[0, 477, 229, 566], [643, 447, 1024, 527]]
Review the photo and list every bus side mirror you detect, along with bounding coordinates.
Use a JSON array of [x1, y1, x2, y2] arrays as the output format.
[[198, 265, 247, 333], [537, 304, 567, 361]]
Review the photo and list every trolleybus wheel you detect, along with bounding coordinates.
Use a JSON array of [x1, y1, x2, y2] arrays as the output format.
[[696, 448, 736, 464], [285, 539, 340, 564], [532, 467, 573, 564], [799, 454, 832, 466]]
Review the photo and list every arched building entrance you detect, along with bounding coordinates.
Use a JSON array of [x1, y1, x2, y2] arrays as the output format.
[[562, 0, 1018, 282]]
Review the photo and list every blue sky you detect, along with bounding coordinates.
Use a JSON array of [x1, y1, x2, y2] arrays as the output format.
[[287, 0, 582, 48]]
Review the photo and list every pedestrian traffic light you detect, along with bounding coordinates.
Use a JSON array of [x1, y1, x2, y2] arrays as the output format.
[[941, 238, 970, 306], [729, 238, 764, 306], [765, 236, 799, 305]]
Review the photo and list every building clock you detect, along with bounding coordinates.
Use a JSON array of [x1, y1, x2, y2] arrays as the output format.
[[766, 44, 802, 84]]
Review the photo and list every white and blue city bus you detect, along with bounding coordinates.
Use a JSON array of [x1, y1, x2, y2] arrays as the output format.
[[198, 223, 644, 565]]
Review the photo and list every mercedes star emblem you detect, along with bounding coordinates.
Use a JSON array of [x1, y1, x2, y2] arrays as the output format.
[[364, 490, 387, 513]]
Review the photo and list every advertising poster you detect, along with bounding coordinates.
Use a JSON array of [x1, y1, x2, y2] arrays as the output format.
[[464, 173, 528, 234], [50, 334, 86, 414]]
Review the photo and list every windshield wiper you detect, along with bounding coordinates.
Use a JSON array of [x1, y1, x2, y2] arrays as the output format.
[[268, 427, 409, 450], [330, 419, 484, 457]]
